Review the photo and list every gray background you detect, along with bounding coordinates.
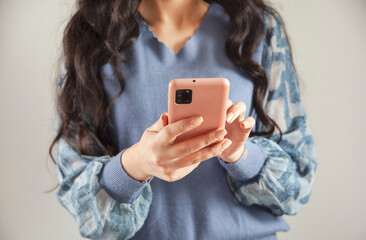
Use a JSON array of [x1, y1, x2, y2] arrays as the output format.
[[0, 0, 365, 239]]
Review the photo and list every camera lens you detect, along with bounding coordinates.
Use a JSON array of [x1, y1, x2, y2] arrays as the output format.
[[175, 89, 192, 104]]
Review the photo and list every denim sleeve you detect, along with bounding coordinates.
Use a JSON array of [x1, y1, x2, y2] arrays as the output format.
[[224, 10, 318, 216], [54, 60, 153, 239]]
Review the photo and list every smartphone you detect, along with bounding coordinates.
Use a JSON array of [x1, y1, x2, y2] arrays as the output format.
[[167, 77, 230, 145]]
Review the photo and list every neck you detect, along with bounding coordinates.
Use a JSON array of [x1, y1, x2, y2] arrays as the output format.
[[137, 0, 210, 29]]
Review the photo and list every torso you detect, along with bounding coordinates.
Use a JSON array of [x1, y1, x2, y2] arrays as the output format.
[[101, 2, 289, 239]]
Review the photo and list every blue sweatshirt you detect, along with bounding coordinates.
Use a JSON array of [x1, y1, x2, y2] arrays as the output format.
[[54, 2, 317, 240]]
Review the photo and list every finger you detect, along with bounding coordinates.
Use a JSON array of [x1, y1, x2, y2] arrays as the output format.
[[226, 98, 233, 110], [174, 161, 200, 178], [148, 112, 168, 132], [159, 161, 200, 182], [238, 112, 245, 122], [163, 127, 227, 160], [158, 115, 203, 146], [162, 113, 169, 127], [239, 116, 256, 139], [167, 137, 232, 169], [226, 101, 246, 124]]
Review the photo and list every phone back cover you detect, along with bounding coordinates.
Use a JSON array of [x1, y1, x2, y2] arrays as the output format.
[[168, 77, 230, 144]]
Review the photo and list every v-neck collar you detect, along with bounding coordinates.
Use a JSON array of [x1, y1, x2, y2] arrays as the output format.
[[135, 2, 216, 57]]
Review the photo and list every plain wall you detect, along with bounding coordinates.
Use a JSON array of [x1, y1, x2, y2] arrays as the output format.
[[0, 0, 365, 239]]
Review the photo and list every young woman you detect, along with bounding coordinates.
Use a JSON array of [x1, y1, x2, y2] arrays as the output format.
[[49, 0, 317, 239]]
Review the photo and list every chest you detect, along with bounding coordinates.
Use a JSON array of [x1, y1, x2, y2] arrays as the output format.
[[148, 24, 199, 55], [101, 11, 264, 150]]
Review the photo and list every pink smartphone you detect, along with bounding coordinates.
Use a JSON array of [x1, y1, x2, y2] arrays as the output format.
[[167, 77, 230, 145]]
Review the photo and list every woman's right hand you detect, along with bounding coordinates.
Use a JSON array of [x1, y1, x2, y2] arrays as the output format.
[[121, 112, 232, 182]]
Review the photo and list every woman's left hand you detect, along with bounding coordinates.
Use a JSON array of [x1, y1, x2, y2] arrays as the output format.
[[217, 99, 256, 163]]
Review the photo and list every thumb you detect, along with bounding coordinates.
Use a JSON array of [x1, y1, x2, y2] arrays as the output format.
[[149, 112, 168, 132], [240, 116, 255, 140]]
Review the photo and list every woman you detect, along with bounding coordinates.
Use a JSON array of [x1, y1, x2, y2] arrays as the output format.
[[49, 0, 318, 239]]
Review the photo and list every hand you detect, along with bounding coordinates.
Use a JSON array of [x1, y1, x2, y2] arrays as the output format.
[[217, 99, 256, 163], [121, 112, 232, 182]]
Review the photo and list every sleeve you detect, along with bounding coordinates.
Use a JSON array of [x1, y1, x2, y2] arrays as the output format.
[[54, 57, 154, 239], [218, 10, 318, 216]]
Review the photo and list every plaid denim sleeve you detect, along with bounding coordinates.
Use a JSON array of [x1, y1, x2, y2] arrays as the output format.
[[225, 10, 318, 216], [54, 61, 152, 239]]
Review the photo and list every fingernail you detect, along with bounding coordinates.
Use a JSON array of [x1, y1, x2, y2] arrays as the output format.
[[243, 120, 251, 128], [191, 116, 203, 126], [215, 129, 227, 139], [221, 139, 232, 150], [226, 112, 234, 123]]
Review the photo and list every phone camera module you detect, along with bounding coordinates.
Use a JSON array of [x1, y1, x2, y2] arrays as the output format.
[[175, 89, 192, 104]]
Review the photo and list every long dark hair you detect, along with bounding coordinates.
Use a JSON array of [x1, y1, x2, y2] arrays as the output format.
[[49, 0, 297, 164]]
